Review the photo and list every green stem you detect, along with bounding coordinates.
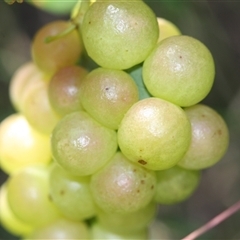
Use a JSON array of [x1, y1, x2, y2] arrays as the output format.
[[44, 24, 77, 43], [44, 0, 93, 44], [71, 0, 92, 26]]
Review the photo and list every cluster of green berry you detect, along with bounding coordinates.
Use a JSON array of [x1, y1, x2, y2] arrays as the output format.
[[0, 0, 229, 239]]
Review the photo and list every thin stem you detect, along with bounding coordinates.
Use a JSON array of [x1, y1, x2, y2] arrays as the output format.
[[182, 200, 240, 240], [44, 0, 93, 44], [71, 0, 91, 26], [44, 24, 76, 43]]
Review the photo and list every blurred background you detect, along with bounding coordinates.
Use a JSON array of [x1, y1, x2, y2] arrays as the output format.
[[1, 0, 240, 239]]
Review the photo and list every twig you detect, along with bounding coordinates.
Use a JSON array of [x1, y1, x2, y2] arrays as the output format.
[[182, 200, 240, 240]]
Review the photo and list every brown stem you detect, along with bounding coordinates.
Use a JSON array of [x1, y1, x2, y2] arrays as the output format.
[[182, 200, 240, 240]]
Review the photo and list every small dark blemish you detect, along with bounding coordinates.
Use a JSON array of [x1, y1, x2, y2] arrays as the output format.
[[60, 190, 65, 195], [137, 189, 140, 193], [105, 87, 109, 90], [138, 160, 147, 165], [151, 185, 154, 190], [141, 180, 145, 184]]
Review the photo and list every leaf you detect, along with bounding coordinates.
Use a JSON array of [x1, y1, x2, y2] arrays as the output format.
[[127, 64, 152, 100]]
